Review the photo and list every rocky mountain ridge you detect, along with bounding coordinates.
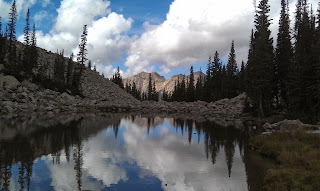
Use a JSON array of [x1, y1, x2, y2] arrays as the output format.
[[123, 71, 205, 94]]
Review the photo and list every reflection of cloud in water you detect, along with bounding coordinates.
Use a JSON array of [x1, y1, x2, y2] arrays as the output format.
[[121, 119, 248, 191], [47, 130, 129, 190], [42, 117, 248, 191], [47, 154, 105, 191], [82, 130, 128, 186]]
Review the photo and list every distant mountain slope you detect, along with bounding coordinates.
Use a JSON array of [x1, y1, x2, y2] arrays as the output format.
[[123, 71, 205, 93]]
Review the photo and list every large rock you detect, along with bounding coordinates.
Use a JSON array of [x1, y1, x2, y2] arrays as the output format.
[[263, 119, 315, 132], [0, 75, 20, 90]]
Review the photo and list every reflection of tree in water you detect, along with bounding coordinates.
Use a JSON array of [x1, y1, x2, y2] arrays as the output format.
[[173, 119, 249, 177], [0, 116, 122, 190], [73, 141, 83, 191], [112, 121, 121, 139]]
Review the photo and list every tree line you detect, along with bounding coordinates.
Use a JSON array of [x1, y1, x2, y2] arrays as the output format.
[[245, 0, 320, 122], [165, 0, 320, 121], [109, 0, 320, 122], [0, 1, 93, 96], [163, 41, 244, 103]]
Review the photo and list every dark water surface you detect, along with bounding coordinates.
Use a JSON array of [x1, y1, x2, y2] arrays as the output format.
[[0, 115, 270, 191]]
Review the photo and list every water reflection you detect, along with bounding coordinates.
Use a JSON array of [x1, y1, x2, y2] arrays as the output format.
[[0, 115, 267, 191]]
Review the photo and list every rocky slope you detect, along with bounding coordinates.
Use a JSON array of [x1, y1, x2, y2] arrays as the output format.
[[0, 41, 245, 120], [123, 71, 205, 93], [0, 72, 246, 121]]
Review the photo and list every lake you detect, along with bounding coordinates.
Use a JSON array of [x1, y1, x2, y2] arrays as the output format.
[[0, 114, 270, 191]]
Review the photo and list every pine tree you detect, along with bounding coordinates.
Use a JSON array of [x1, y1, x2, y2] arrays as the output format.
[[221, 65, 227, 98], [148, 73, 152, 101], [275, 0, 293, 108], [204, 56, 212, 101], [29, 24, 37, 76], [180, 76, 186, 101], [186, 65, 195, 102], [0, 17, 5, 66], [239, 61, 246, 93], [226, 41, 238, 98], [111, 66, 124, 89], [290, 0, 314, 119], [22, 8, 33, 78], [246, 0, 274, 116], [87, 60, 92, 70], [195, 68, 203, 101], [152, 81, 157, 101], [24, 8, 30, 46], [227, 41, 237, 77], [6, 0, 18, 75], [211, 51, 222, 101], [77, 25, 88, 67], [66, 53, 74, 87]]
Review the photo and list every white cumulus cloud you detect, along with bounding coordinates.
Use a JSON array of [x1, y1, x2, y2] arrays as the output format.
[[0, 0, 37, 20], [124, 0, 256, 76], [18, 0, 134, 77], [123, 0, 320, 77]]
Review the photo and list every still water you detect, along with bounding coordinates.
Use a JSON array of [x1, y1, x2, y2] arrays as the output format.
[[0, 115, 269, 191]]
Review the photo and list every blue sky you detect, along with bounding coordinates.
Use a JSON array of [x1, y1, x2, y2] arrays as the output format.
[[0, 0, 319, 79]]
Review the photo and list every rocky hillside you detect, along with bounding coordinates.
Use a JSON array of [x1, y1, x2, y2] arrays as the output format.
[[123, 71, 205, 93], [2, 41, 139, 105], [0, 41, 246, 122]]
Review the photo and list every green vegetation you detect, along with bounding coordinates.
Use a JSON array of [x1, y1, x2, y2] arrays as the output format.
[[250, 130, 320, 191]]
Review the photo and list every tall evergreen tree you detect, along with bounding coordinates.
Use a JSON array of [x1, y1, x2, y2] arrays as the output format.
[[6, 0, 18, 75], [22, 8, 33, 77], [238, 61, 246, 93], [290, 0, 315, 119], [204, 56, 212, 101], [77, 25, 88, 67], [275, 0, 293, 108], [246, 0, 274, 116], [0, 17, 5, 66], [186, 65, 195, 102], [211, 51, 222, 101], [226, 41, 238, 98], [227, 41, 237, 77], [152, 81, 158, 101], [29, 24, 38, 76], [87, 60, 92, 70], [23, 8, 30, 46], [66, 53, 74, 87], [111, 66, 124, 89], [148, 73, 152, 101]]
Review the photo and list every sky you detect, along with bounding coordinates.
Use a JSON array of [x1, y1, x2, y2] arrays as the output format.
[[0, 0, 319, 79]]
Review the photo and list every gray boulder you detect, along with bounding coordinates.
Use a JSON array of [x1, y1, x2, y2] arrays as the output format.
[[0, 75, 21, 90], [263, 119, 315, 132]]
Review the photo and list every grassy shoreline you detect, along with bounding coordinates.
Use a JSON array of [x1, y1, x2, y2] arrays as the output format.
[[250, 129, 320, 191]]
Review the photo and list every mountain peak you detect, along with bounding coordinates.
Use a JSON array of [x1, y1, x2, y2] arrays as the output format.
[[123, 71, 205, 93]]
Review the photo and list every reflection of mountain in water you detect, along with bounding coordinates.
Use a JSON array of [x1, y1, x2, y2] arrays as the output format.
[[0, 115, 266, 191]]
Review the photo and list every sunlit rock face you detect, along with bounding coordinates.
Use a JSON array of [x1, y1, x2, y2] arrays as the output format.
[[0, 114, 269, 191], [123, 71, 205, 93]]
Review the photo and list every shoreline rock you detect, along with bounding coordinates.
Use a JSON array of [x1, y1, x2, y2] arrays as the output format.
[[262, 119, 317, 133]]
